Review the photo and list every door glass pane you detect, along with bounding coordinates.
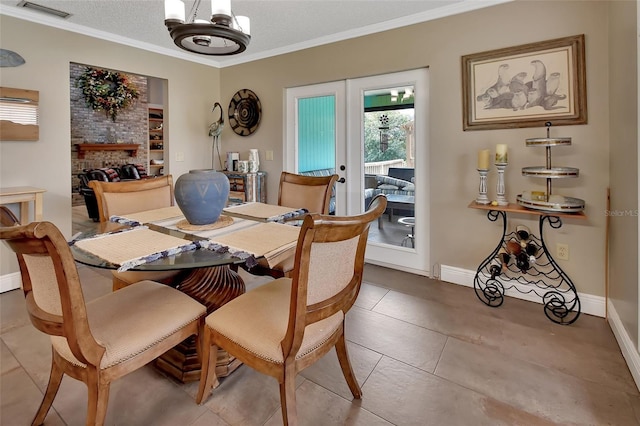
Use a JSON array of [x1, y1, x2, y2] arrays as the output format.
[[297, 95, 335, 172], [363, 86, 415, 247]]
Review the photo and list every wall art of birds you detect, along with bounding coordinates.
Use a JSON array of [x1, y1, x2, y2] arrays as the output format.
[[478, 60, 568, 111]]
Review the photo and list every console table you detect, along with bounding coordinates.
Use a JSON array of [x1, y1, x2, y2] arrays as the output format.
[[468, 201, 587, 325], [0, 186, 46, 224]]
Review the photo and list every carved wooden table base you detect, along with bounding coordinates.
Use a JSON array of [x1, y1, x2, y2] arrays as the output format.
[[154, 265, 245, 382]]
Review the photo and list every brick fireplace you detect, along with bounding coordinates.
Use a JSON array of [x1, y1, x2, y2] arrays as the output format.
[[70, 63, 149, 206]]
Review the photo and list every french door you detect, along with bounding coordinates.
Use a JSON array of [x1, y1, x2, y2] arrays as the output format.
[[285, 69, 430, 275]]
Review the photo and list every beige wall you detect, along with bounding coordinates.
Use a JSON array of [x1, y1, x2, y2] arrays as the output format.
[[0, 15, 221, 276], [1, 1, 635, 305], [219, 0, 612, 298], [608, 1, 639, 346]]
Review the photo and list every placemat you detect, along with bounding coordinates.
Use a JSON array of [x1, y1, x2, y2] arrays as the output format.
[[74, 227, 198, 272], [223, 202, 307, 222], [110, 206, 184, 225]]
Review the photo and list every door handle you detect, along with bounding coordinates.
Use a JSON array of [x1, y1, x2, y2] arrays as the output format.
[[337, 177, 346, 183]]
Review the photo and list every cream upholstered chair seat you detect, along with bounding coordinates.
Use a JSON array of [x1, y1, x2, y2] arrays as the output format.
[[110, 270, 183, 287], [0, 221, 205, 426], [89, 175, 181, 290], [206, 278, 344, 364], [50, 281, 203, 369], [197, 194, 387, 425]]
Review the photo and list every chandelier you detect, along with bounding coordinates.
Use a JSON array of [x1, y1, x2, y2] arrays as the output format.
[[164, 0, 250, 56]]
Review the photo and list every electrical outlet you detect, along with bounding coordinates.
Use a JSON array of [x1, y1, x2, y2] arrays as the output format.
[[556, 243, 569, 261]]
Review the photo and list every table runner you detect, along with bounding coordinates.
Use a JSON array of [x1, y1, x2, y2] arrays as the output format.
[[74, 227, 199, 272], [223, 202, 307, 222], [206, 222, 301, 268]]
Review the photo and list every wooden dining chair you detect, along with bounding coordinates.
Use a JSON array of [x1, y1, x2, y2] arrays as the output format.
[[278, 171, 338, 216], [0, 205, 20, 226], [196, 194, 387, 425], [89, 175, 180, 290], [247, 171, 339, 279], [90, 174, 175, 221], [0, 221, 206, 426]]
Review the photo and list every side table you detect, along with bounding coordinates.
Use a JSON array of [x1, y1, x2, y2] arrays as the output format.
[[468, 201, 587, 325]]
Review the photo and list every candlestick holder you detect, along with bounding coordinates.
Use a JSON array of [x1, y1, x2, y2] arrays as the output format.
[[495, 162, 508, 206], [475, 168, 490, 205]]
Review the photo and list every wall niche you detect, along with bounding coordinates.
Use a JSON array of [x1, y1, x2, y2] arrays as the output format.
[[69, 62, 148, 206]]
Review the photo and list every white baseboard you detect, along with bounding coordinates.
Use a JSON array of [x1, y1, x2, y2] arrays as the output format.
[[0, 272, 21, 293], [606, 300, 640, 391], [365, 259, 430, 277], [440, 264, 605, 318]]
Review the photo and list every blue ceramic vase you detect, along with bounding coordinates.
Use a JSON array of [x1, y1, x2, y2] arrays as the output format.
[[175, 169, 230, 225]]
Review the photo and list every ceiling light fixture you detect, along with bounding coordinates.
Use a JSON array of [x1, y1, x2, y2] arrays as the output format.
[[164, 0, 250, 56]]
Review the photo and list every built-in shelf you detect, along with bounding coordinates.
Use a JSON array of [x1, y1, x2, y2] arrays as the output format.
[[76, 143, 139, 159], [149, 107, 164, 176]]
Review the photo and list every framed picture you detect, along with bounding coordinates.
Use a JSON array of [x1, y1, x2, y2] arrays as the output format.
[[462, 34, 587, 131]]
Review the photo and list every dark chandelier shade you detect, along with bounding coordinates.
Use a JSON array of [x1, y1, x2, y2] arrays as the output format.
[[165, 0, 251, 56]]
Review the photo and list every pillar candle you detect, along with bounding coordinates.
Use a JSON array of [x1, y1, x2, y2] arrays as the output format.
[[495, 144, 508, 163], [477, 149, 490, 169]]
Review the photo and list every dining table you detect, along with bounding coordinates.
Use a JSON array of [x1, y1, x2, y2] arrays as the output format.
[[70, 202, 307, 382]]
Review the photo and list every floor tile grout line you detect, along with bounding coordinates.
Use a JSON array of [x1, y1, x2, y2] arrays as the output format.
[[350, 304, 450, 342], [353, 292, 640, 398], [301, 371, 396, 426], [0, 335, 69, 424]]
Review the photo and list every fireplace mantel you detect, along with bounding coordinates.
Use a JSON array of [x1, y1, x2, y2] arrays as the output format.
[[75, 143, 139, 159]]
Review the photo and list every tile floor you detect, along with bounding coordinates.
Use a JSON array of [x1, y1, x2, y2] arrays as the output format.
[[4, 204, 640, 425], [2, 262, 639, 425]]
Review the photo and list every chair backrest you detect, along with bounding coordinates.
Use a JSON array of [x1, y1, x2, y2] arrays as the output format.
[[282, 194, 387, 357], [0, 206, 20, 226], [89, 174, 174, 222], [0, 222, 104, 366], [278, 171, 338, 214]]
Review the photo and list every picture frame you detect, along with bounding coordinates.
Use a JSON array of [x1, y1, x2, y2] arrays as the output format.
[[462, 34, 587, 131]]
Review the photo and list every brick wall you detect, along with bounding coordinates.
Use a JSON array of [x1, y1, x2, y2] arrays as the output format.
[[70, 63, 149, 206]]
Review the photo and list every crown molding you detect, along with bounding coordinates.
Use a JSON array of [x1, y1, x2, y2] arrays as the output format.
[[1, 0, 512, 69]]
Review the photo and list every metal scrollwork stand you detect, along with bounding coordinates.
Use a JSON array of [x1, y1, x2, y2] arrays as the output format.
[[472, 208, 581, 325]]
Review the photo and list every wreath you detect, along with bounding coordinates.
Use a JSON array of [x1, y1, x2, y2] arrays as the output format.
[[77, 67, 139, 122]]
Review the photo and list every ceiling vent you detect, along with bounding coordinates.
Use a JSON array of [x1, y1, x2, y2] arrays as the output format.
[[17, 1, 71, 19]]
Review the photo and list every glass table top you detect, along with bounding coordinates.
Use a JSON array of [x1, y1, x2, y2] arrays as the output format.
[[70, 222, 242, 271]]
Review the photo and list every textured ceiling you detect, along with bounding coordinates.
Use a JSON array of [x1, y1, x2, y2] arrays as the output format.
[[0, 0, 509, 67]]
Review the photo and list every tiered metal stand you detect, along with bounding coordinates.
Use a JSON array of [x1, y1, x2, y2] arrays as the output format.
[[468, 202, 586, 325], [516, 122, 584, 213]]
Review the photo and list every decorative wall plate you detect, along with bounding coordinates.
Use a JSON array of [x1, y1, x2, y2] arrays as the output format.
[[228, 89, 261, 136]]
